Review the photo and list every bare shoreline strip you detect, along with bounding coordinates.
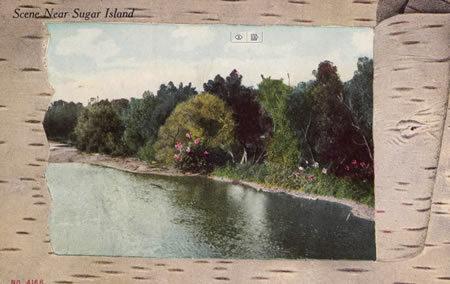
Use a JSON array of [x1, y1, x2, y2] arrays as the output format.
[[48, 143, 374, 221]]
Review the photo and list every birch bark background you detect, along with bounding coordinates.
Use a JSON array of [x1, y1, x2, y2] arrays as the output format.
[[0, 0, 449, 283]]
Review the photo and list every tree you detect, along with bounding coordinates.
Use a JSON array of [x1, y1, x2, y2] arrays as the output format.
[[204, 70, 272, 164], [43, 100, 84, 142], [123, 92, 161, 154], [111, 98, 130, 124], [122, 82, 197, 160], [344, 57, 374, 162], [154, 93, 235, 168], [290, 60, 373, 181], [303, 61, 355, 171], [73, 100, 126, 156], [257, 77, 303, 168], [287, 81, 316, 163], [153, 82, 198, 131]]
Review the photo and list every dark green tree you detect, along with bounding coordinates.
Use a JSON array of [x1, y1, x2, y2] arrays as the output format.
[[153, 82, 198, 131], [344, 57, 374, 163], [74, 100, 126, 156], [290, 60, 373, 181], [287, 80, 316, 163], [305, 61, 354, 171], [204, 70, 272, 164], [43, 100, 83, 142], [123, 92, 161, 154], [111, 98, 130, 124]]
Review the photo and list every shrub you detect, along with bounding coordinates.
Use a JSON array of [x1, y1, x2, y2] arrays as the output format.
[[171, 134, 230, 173], [137, 137, 157, 163], [154, 93, 235, 168], [213, 161, 374, 207]]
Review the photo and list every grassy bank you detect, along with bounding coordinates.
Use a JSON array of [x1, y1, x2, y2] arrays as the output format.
[[213, 163, 374, 207]]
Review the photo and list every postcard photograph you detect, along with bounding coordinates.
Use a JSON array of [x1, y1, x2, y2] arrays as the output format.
[[43, 23, 375, 260]]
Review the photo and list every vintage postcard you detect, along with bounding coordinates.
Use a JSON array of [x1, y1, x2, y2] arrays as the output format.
[[45, 23, 375, 260], [0, 1, 448, 283]]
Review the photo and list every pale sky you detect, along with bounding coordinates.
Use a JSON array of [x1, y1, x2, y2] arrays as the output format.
[[46, 23, 373, 104]]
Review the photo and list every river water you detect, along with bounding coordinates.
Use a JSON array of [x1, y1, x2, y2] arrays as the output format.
[[46, 163, 375, 259]]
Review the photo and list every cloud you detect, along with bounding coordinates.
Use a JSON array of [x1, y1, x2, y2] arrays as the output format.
[[351, 30, 373, 55], [51, 58, 215, 104], [55, 28, 120, 66], [51, 56, 361, 105], [171, 26, 215, 51], [51, 52, 340, 105], [49, 25, 372, 104]]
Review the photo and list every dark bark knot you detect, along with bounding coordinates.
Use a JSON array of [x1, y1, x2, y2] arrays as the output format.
[[397, 120, 424, 139]]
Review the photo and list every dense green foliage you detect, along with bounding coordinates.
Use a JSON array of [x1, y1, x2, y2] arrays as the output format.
[[344, 57, 374, 165], [204, 70, 271, 164], [123, 82, 197, 161], [257, 77, 303, 168], [154, 93, 235, 169], [213, 163, 374, 206], [123, 92, 161, 155], [305, 62, 355, 173], [43, 100, 83, 142], [44, 57, 374, 204], [287, 60, 374, 181], [73, 100, 126, 156]]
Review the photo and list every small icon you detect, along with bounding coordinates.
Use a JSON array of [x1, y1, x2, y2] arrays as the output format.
[[231, 32, 247, 43], [230, 32, 262, 43], [246, 31, 263, 43]]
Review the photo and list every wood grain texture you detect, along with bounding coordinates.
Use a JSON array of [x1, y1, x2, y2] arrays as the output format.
[[405, 0, 450, 14], [373, 14, 450, 261], [376, 0, 409, 23], [0, 0, 449, 283], [376, 0, 450, 23]]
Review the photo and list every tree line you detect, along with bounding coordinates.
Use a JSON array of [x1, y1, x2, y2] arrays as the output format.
[[44, 57, 374, 203]]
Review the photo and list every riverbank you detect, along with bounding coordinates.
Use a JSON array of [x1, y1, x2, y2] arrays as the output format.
[[48, 142, 374, 221]]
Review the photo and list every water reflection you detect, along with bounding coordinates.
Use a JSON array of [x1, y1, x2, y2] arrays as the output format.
[[46, 163, 375, 259]]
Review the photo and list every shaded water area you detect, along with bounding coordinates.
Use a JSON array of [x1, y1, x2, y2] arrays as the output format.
[[46, 163, 375, 260]]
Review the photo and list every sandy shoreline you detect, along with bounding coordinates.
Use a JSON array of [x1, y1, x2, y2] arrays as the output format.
[[48, 142, 374, 221]]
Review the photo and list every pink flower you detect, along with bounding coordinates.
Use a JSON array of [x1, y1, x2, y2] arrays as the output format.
[[203, 151, 209, 155], [345, 166, 350, 171], [186, 147, 191, 153], [298, 166, 304, 172], [175, 142, 182, 150], [174, 154, 180, 161], [352, 160, 357, 165], [186, 133, 191, 140], [360, 162, 366, 168], [322, 168, 327, 174], [195, 139, 199, 145], [295, 172, 301, 177], [307, 175, 314, 180]]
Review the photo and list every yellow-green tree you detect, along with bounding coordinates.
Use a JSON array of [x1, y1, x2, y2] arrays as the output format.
[[257, 77, 303, 169], [154, 93, 235, 168]]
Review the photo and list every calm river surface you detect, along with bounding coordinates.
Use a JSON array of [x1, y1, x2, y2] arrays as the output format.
[[46, 163, 375, 260]]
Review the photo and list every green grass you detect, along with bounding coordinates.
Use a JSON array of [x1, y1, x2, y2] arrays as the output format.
[[213, 163, 374, 207]]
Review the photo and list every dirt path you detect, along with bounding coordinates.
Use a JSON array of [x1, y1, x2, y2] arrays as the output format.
[[48, 142, 374, 221]]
